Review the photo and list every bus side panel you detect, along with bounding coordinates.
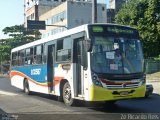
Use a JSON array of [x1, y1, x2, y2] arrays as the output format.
[[10, 73, 24, 90], [10, 65, 49, 94], [28, 80, 49, 94], [53, 63, 74, 97], [83, 52, 92, 101]]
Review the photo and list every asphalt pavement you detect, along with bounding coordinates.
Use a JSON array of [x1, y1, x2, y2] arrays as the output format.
[[0, 75, 160, 120]]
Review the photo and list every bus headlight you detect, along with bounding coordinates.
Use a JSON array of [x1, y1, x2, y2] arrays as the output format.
[[137, 75, 146, 86], [142, 74, 146, 85], [92, 73, 103, 87]]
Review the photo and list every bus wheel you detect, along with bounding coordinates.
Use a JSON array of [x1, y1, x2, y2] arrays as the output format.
[[24, 79, 31, 95], [63, 82, 75, 106]]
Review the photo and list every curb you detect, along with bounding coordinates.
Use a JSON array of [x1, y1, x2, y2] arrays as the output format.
[[147, 80, 160, 83]]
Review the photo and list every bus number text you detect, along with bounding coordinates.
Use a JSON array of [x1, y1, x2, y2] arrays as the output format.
[[31, 69, 41, 75]]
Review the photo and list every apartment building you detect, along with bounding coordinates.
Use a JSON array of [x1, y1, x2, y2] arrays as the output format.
[[106, 0, 126, 23], [24, 0, 62, 25], [24, 0, 106, 38], [109, 0, 126, 12], [39, 1, 106, 38]]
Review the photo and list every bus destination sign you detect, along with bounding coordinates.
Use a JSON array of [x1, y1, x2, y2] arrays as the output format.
[[91, 25, 136, 36], [107, 27, 134, 34]]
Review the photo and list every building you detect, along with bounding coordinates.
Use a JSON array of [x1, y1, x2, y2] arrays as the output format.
[[24, 0, 106, 38], [106, 9, 115, 23], [39, 1, 106, 38], [106, 0, 126, 23], [109, 0, 126, 12], [24, 0, 63, 26]]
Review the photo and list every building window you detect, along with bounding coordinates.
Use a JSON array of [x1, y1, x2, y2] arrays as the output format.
[[27, 16, 30, 20], [50, 11, 66, 24], [31, 13, 35, 20]]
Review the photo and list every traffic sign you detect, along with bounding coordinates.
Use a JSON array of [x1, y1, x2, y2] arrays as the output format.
[[27, 20, 46, 30]]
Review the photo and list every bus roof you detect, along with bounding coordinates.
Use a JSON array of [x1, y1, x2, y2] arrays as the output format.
[[11, 23, 134, 53], [11, 24, 88, 53]]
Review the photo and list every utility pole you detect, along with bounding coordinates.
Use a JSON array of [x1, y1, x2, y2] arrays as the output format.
[[92, 0, 97, 23], [0, 50, 2, 74]]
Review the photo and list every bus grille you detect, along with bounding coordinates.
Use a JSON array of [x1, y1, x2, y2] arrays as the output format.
[[105, 83, 140, 89], [101, 79, 142, 89]]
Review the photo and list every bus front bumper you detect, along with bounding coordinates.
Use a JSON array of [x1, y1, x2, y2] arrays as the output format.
[[89, 84, 146, 101]]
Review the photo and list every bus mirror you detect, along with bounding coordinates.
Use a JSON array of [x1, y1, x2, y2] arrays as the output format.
[[84, 39, 92, 52]]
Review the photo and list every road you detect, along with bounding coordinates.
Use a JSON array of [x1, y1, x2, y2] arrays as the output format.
[[0, 76, 160, 120]]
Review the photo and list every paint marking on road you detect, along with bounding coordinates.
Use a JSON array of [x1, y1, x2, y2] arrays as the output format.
[[0, 90, 17, 96]]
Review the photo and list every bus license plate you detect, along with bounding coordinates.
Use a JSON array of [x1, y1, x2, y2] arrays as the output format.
[[120, 91, 129, 95]]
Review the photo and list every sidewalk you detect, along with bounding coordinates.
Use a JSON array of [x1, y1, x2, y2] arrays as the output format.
[[147, 79, 160, 95], [0, 74, 9, 78]]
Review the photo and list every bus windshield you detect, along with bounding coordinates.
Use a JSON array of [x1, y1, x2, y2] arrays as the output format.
[[91, 36, 144, 75]]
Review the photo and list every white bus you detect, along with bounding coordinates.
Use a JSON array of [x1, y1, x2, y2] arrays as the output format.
[[10, 24, 146, 106]]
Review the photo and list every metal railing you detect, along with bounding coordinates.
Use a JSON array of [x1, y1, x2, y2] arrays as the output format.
[[145, 59, 160, 74]]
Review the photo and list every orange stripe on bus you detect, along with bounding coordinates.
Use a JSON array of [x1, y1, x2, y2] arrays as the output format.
[[10, 71, 64, 87], [54, 77, 64, 86], [10, 71, 48, 87]]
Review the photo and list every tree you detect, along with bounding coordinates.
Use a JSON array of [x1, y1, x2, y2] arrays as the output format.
[[0, 25, 41, 63], [0, 45, 11, 63], [115, 0, 160, 58], [2, 25, 41, 48]]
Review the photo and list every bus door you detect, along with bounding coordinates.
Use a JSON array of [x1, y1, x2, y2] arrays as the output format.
[[74, 37, 85, 96], [47, 44, 55, 92]]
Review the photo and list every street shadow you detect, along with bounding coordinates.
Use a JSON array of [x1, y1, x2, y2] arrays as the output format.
[[25, 92, 67, 107], [88, 93, 160, 113], [32, 92, 59, 102], [23, 91, 160, 113], [0, 108, 6, 114]]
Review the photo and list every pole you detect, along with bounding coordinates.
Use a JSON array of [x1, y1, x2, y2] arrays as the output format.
[[92, 0, 97, 23], [46, 25, 68, 29], [24, 0, 26, 27], [0, 51, 1, 74]]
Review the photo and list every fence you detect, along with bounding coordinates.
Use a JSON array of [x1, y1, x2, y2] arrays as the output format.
[[145, 59, 160, 74]]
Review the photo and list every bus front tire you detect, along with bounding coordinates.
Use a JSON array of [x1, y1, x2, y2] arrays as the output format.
[[24, 79, 31, 95], [62, 82, 75, 106]]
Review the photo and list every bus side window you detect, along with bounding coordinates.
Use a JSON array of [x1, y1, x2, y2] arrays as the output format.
[[12, 52, 18, 66], [43, 44, 47, 64], [17, 51, 21, 66], [25, 48, 33, 65], [18, 50, 25, 66], [56, 37, 72, 62], [34, 45, 43, 64]]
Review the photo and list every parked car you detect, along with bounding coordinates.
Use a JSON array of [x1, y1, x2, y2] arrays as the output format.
[[145, 84, 153, 98]]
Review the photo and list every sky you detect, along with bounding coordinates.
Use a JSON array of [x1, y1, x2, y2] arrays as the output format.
[[0, 0, 109, 39], [0, 0, 24, 39]]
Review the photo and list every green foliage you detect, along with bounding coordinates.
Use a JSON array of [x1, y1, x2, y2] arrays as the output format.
[[154, 55, 160, 61], [115, 0, 160, 58], [0, 44, 11, 63], [2, 25, 41, 48], [0, 24, 41, 63]]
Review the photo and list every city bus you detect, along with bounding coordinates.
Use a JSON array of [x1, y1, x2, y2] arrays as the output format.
[[10, 24, 146, 106]]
